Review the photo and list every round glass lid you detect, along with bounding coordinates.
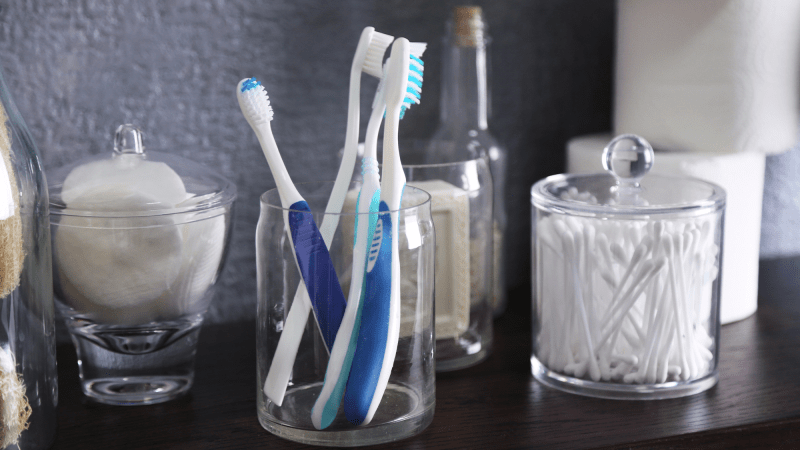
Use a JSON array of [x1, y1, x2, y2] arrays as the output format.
[[531, 134, 726, 216], [48, 124, 236, 217]]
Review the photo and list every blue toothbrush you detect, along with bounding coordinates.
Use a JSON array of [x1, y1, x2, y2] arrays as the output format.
[[312, 40, 427, 429], [344, 38, 424, 426]]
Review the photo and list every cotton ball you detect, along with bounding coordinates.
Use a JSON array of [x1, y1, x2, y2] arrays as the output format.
[[158, 213, 228, 319], [61, 155, 189, 207], [54, 187, 183, 324]]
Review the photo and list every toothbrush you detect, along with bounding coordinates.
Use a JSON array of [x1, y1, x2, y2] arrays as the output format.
[[344, 38, 424, 426], [262, 27, 393, 407], [236, 76, 347, 370], [312, 41, 426, 430]]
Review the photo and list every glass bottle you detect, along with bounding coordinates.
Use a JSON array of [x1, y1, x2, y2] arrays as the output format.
[[426, 6, 508, 315], [0, 61, 57, 449]]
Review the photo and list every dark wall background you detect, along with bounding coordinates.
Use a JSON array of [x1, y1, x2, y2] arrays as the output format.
[[0, 0, 794, 323]]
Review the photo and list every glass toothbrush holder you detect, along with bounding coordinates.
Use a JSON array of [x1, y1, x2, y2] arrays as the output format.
[[256, 181, 436, 447]]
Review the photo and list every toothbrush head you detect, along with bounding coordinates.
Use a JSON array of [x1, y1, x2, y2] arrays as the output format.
[[402, 42, 426, 119], [384, 39, 410, 116], [362, 28, 394, 79], [385, 38, 428, 120], [237, 77, 273, 127]]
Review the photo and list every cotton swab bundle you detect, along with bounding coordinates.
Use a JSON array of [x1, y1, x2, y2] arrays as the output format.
[[535, 208, 719, 385]]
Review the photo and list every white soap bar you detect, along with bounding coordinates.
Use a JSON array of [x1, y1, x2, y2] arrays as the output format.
[[615, 0, 800, 155], [406, 180, 470, 340], [567, 134, 765, 324]]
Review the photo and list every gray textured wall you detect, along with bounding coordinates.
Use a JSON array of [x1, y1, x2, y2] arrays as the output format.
[[0, 0, 794, 324], [762, 144, 800, 258]]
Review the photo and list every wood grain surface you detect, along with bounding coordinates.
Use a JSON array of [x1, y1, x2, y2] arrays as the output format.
[[52, 258, 800, 449]]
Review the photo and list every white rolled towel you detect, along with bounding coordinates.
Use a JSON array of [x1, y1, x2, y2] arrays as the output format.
[[615, 0, 800, 155]]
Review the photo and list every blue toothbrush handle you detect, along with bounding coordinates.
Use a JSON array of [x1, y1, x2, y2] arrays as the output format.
[[344, 202, 393, 425], [288, 201, 347, 350]]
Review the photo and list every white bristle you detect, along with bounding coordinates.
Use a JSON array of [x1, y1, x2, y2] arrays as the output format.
[[362, 31, 393, 78], [372, 63, 388, 110], [409, 42, 427, 58], [237, 79, 273, 125]]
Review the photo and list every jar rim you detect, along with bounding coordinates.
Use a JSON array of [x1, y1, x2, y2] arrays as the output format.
[[531, 172, 726, 218], [260, 181, 432, 215]]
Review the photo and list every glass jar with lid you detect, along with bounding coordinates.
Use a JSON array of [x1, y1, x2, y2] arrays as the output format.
[[48, 124, 236, 405], [530, 135, 725, 399]]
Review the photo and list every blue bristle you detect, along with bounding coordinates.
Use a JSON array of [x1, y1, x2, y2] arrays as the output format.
[[241, 77, 261, 92], [392, 54, 425, 121]]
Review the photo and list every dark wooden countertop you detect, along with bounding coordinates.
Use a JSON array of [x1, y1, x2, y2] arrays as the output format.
[[52, 258, 800, 449]]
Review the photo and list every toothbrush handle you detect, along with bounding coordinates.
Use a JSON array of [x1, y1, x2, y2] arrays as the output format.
[[263, 286, 311, 406], [262, 201, 344, 406], [344, 202, 395, 426], [287, 201, 346, 351]]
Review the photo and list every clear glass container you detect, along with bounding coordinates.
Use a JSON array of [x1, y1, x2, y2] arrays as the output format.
[[48, 124, 236, 405], [399, 141, 493, 371], [426, 6, 508, 315], [350, 140, 494, 371], [257, 181, 435, 447], [530, 135, 726, 400], [0, 61, 57, 449]]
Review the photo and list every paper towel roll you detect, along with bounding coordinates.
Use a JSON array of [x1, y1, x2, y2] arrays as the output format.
[[615, 0, 800, 155], [567, 134, 765, 325]]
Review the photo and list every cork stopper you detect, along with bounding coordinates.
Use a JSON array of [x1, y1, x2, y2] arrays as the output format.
[[0, 102, 23, 299], [452, 6, 486, 47]]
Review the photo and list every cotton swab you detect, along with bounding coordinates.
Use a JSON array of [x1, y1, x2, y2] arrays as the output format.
[[534, 211, 719, 386]]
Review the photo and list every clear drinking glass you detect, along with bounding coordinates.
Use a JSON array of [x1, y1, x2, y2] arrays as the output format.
[[257, 181, 435, 447], [48, 125, 236, 405], [394, 141, 493, 372], [0, 60, 57, 450]]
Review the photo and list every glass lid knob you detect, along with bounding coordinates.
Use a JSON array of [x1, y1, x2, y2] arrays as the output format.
[[602, 134, 653, 188], [114, 124, 145, 155]]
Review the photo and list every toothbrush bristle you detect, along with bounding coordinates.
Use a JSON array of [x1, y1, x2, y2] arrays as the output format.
[[237, 77, 273, 124], [240, 77, 261, 92], [363, 31, 394, 78], [399, 48, 425, 120], [372, 63, 389, 110], [409, 43, 427, 59]]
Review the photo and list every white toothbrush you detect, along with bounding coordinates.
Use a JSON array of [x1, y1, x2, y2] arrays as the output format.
[[312, 41, 426, 430], [236, 76, 348, 390], [344, 37, 424, 426], [262, 28, 393, 407]]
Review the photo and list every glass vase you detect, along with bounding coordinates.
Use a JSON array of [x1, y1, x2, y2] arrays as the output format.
[[0, 61, 57, 449]]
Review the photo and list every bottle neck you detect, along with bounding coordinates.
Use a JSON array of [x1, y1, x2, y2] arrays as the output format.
[[439, 35, 490, 131]]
